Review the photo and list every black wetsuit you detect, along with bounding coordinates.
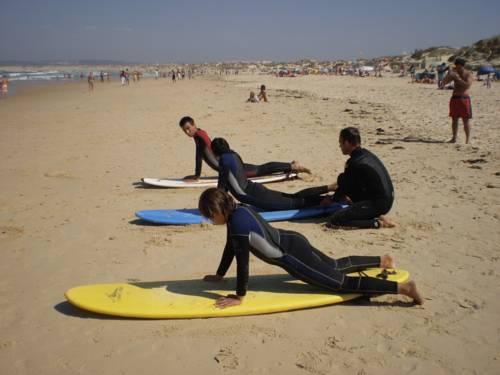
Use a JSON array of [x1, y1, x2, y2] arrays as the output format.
[[192, 129, 293, 178], [194, 129, 219, 177], [217, 206, 398, 297], [329, 147, 394, 229], [217, 151, 324, 210]]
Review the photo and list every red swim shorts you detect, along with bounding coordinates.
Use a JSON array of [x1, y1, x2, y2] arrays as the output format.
[[449, 95, 472, 119]]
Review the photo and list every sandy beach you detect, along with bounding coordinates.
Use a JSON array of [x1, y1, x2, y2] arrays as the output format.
[[0, 74, 499, 374]]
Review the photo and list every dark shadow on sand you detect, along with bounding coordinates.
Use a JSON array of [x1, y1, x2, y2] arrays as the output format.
[[128, 218, 172, 226], [378, 136, 446, 144], [131, 274, 322, 300], [54, 301, 129, 320]]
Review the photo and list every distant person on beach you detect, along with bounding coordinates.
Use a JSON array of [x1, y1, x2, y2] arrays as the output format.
[[1, 76, 8, 95], [171, 70, 176, 83], [257, 85, 268, 102], [125, 69, 130, 85], [99, 71, 104, 82], [437, 63, 449, 89], [484, 73, 491, 89], [213, 137, 331, 211], [409, 65, 416, 82], [87, 72, 94, 92], [178, 116, 310, 181], [198, 188, 423, 309], [324, 127, 396, 229], [120, 70, 126, 86], [442, 57, 473, 144], [246, 91, 259, 103]]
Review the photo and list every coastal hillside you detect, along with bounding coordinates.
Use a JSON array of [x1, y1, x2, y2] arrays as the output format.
[[409, 34, 500, 68]]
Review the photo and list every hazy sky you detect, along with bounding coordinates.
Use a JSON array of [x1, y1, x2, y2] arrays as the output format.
[[1, 0, 499, 63]]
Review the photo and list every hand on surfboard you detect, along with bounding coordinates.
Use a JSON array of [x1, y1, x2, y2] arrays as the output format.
[[215, 294, 243, 309], [183, 174, 199, 181]]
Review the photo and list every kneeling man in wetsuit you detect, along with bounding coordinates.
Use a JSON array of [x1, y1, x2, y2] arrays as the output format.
[[327, 127, 395, 229]]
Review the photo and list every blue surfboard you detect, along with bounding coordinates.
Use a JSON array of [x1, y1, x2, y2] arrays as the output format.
[[135, 204, 346, 225]]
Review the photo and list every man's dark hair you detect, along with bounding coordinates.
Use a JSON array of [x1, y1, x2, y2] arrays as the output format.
[[198, 188, 236, 220], [211, 137, 231, 156], [454, 57, 466, 67], [339, 127, 361, 145], [179, 116, 194, 127]]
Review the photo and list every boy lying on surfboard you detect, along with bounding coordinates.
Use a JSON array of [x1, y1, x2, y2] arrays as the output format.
[[179, 116, 311, 181], [198, 188, 424, 309]]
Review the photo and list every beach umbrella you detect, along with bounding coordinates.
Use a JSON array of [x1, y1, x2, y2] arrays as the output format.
[[478, 65, 495, 75]]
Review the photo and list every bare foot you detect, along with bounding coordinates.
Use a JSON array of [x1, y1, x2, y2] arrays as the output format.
[[378, 215, 396, 228], [398, 281, 424, 305], [380, 254, 395, 269], [291, 160, 311, 174], [447, 138, 457, 143]]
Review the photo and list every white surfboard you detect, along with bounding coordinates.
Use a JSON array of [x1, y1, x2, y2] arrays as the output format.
[[141, 173, 297, 188]]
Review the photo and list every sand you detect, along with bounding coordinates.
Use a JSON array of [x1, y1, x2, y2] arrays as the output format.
[[0, 74, 499, 374]]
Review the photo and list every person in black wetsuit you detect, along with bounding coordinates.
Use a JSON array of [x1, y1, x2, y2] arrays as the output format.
[[198, 188, 423, 309], [213, 137, 334, 211], [179, 116, 311, 180], [325, 127, 396, 229]]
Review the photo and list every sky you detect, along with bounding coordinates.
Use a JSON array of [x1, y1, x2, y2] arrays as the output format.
[[0, 0, 499, 63]]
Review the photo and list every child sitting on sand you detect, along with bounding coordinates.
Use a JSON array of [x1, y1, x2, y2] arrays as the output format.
[[246, 91, 259, 103], [257, 85, 268, 102]]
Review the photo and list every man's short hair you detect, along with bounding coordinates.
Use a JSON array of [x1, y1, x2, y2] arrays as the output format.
[[179, 116, 194, 127], [454, 57, 466, 67], [340, 127, 361, 145]]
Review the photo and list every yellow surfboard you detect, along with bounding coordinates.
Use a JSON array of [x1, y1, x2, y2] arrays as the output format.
[[65, 268, 409, 319]]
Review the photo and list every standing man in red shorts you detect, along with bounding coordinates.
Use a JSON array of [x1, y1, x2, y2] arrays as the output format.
[[443, 57, 473, 144]]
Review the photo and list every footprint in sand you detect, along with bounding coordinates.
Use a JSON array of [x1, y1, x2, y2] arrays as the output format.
[[462, 158, 487, 165], [0, 226, 24, 240], [44, 171, 76, 179], [214, 347, 239, 370]]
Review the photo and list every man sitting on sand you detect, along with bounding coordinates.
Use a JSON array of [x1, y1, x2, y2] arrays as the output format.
[[324, 127, 395, 229], [442, 57, 473, 144]]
